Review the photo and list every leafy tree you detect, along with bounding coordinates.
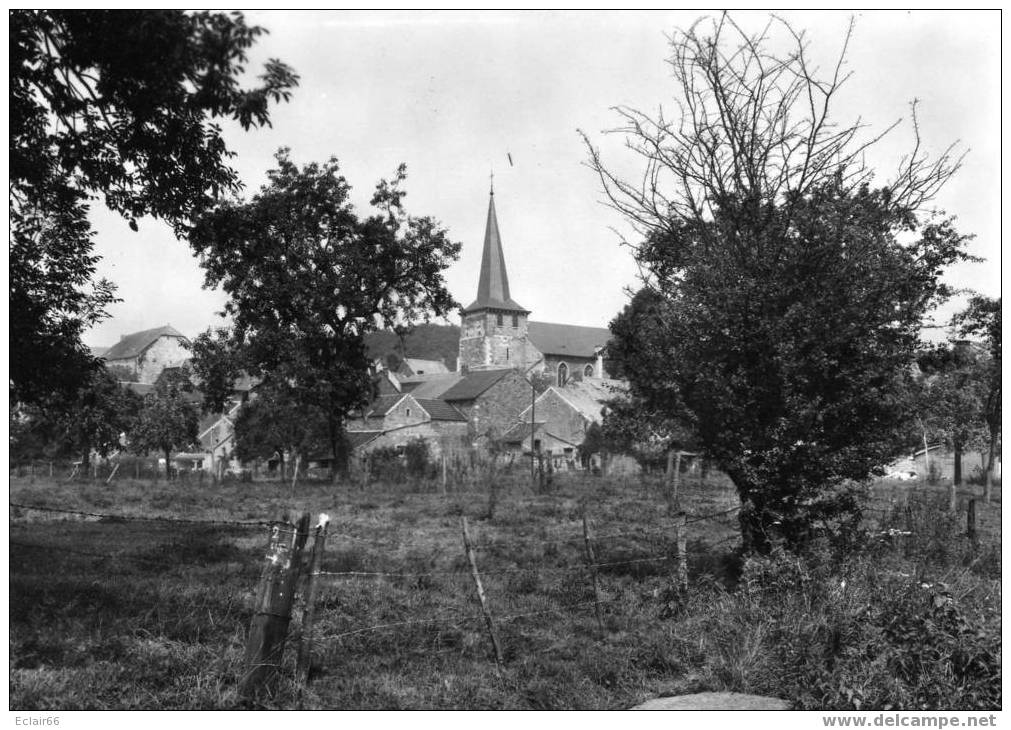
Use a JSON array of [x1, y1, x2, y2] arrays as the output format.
[[953, 296, 1001, 498], [190, 149, 461, 480], [233, 382, 328, 482], [9, 369, 141, 467], [10, 10, 297, 405], [130, 367, 200, 477], [583, 15, 971, 551]]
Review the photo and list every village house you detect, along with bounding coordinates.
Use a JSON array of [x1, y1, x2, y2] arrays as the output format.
[[345, 392, 469, 458], [101, 324, 190, 383]]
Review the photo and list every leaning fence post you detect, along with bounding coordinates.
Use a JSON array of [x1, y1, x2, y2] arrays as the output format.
[[240, 511, 311, 699], [461, 516, 504, 669], [582, 510, 605, 633], [966, 499, 977, 542], [297, 513, 330, 685], [674, 511, 688, 591], [105, 462, 120, 484]]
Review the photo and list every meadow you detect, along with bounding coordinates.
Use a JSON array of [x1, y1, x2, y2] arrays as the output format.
[[9, 469, 1001, 710]]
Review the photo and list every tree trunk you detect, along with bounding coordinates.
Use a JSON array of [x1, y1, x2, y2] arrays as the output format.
[[954, 442, 963, 486], [984, 438, 995, 504], [164, 447, 172, 481]]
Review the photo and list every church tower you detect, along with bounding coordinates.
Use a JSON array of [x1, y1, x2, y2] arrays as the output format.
[[458, 186, 533, 372]]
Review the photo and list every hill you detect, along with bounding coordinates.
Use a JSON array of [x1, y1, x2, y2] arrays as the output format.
[[365, 322, 460, 371]]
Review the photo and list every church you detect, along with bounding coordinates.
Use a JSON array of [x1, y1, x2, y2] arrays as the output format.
[[347, 186, 624, 463], [458, 186, 611, 382]]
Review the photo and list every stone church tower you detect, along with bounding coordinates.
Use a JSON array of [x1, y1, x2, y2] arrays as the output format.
[[458, 188, 537, 372]]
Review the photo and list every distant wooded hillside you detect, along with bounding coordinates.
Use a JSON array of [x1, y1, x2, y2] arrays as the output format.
[[365, 323, 460, 371]]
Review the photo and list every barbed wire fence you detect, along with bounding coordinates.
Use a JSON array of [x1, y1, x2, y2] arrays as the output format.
[[10, 483, 994, 700]]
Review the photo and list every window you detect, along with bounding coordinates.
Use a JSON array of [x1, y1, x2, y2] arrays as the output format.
[[512, 314, 518, 328], [584, 364, 594, 378], [533, 438, 541, 453], [406, 408, 411, 417], [557, 362, 568, 386], [496, 312, 503, 326]]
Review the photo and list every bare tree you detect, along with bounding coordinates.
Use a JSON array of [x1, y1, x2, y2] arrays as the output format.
[[582, 14, 963, 264]]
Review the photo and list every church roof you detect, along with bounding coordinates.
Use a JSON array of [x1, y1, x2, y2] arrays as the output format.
[[462, 192, 529, 314], [103, 324, 187, 361], [527, 321, 610, 359]]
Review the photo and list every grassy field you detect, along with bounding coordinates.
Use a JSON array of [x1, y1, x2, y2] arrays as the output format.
[[9, 471, 1001, 710]]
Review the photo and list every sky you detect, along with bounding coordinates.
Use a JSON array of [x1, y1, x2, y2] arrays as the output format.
[[84, 10, 1001, 348]]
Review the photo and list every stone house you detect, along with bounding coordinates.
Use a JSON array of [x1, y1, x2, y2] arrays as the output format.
[[346, 392, 469, 458], [501, 379, 625, 470], [102, 324, 190, 383]]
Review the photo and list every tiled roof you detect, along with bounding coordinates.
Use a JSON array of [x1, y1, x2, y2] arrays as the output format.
[[440, 369, 514, 402], [524, 379, 626, 424], [346, 431, 382, 449], [365, 394, 407, 417], [527, 321, 610, 358], [103, 325, 187, 361], [399, 373, 463, 398], [500, 421, 545, 443], [415, 399, 467, 422]]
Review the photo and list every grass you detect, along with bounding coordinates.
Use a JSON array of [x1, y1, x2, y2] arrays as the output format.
[[8, 470, 1001, 710]]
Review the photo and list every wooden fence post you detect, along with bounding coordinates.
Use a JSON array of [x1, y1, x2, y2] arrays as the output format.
[[966, 499, 977, 542], [105, 463, 119, 484], [674, 511, 688, 591], [582, 511, 605, 633], [240, 511, 311, 699], [297, 514, 330, 685], [461, 516, 504, 669]]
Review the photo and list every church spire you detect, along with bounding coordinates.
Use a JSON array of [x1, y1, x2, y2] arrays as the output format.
[[462, 189, 529, 314]]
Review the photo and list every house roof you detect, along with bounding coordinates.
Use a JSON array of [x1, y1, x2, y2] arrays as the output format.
[[462, 192, 529, 314], [524, 379, 626, 424], [398, 373, 463, 398], [346, 431, 382, 449], [402, 358, 449, 375], [440, 368, 514, 402], [103, 324, 187, 361], [122, 382, 154, 397], [527, 321, 610, 358], [500, 421, 546, 443], [91, 345, 109, 357], [366, 394, 408, 417], [415, 399, 468, 422]]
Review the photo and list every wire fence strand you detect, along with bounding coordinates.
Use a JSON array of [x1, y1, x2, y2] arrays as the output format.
[[10, 501, 273, 528]]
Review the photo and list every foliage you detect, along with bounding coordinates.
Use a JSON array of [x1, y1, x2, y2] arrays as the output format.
[[583, 15, 971, 551], [404, 438, 433, 479], [129, 367, 199, 473], [232, 382, 328, 471], [189, 149, 461, 477], [187, 327, 242, 414], [953, 297, 1001, 485], [9, 369, 141, 466], [10, 10, 297, 405], [365, 323, 461, 373]]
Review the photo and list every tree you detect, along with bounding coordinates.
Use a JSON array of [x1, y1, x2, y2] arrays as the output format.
[[130, 367, 200, 477], [190, 149, 461, 480], [952, 297, 1000, 498], [917, 343, 988, 486], [10, 10, 297, 405], [9, 369, 141, 468], [233, 382, 328, 483], [583, 15, 972, 551]]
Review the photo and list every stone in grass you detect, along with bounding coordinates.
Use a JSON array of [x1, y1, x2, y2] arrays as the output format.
[[630, 692, 790, 710]]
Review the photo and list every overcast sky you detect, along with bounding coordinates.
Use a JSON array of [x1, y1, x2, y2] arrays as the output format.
[[85, 10, 1000, 347]]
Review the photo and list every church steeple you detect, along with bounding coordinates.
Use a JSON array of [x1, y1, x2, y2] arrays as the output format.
[[462, 190, 529, 314]]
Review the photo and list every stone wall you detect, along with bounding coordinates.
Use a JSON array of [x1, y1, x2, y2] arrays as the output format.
[[135, 336, 190, 383], [464, 369, 532, 439], [459, 311, 540, 372], [520, 388, 590, 446]]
